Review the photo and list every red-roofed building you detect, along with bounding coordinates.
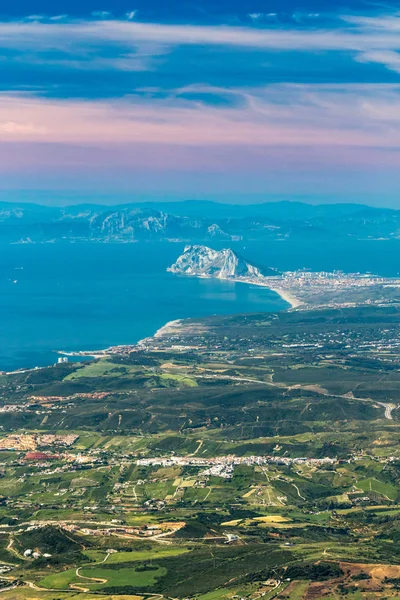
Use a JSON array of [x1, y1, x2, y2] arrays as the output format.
[[24, 452, 59, 461]]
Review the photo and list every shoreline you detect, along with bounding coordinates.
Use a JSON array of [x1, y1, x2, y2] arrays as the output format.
[[138, 276, 301, 345], [229, 278, 303, 309], [175, 272, 303, 310], [153, 319, 184, 338], [265, 286, 303, 309], [4, 276, 297, 374]]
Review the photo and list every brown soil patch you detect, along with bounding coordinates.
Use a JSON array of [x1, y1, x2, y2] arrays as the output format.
[[370, 564, 400, 580], [341, 561, 400, 582], [293, 561, 400, 599], [306, 582, 332, 598], [339, 561, 400, 592], [279, 581, 302, 597]]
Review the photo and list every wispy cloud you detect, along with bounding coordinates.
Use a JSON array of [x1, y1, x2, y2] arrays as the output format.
[[0, 8, 400, 197], [91, 11, 112, 19], [0, 19, 374, 51], [0, 13, 400, 61], [0, 10, 399, 104], [1, 84, 400, 148]]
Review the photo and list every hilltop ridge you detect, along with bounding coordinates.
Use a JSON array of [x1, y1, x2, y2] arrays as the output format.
[[1, 200, 400, 243]]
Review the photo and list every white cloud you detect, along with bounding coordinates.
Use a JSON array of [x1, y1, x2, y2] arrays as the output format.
[[0, 13, 399, 65], [25, 15, 46, 21], [91, 11, 112, 19], [0, 11, 399, 84], [0, 120, 43, 135], [49, 15, 68, 21], [357, 49, 400, 72], [343, 13, 400, 30]]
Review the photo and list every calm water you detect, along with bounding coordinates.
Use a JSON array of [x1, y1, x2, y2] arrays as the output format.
[[0, 242, 286, 371], [0, 239, 399, 371]]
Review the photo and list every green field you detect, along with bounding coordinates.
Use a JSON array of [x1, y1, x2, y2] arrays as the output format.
[[2, 305, 400, 600], [357, 477, 398, 501]]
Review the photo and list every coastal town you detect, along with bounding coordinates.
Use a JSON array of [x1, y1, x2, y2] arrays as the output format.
[[168, 245, 400, 310]]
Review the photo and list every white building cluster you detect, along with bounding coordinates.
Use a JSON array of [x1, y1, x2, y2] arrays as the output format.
[[137, 454, 337, 477]]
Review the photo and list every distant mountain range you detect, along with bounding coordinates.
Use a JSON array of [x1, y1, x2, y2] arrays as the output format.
[[0, 200, 399, 243]]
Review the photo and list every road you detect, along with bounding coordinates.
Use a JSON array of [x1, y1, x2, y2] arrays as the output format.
[[292, 483, 306, 501], [194, 372, 398, 420], [376, 402, 398, 420]]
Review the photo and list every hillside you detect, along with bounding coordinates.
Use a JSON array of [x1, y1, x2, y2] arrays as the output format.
[[1, 305, 400, 599]]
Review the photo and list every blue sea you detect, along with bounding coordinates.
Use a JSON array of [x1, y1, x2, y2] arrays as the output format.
[[0, 239, 399, 371]]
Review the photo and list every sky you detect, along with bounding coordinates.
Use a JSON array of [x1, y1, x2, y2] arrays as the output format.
[[1, 0, 400, 206]]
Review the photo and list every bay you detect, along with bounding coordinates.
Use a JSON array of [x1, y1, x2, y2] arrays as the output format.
[[0, 238, 398, 372], [0, 242, 286, 371]]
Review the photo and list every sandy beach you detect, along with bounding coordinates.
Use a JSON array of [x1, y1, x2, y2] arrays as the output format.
[[231, 278, 303, 309], [266, 287, 303, 309], [67, 277, 302, 359], [153, 319, 184, 338], [174, 271, 304, 310], [201, 274, 303, 310]]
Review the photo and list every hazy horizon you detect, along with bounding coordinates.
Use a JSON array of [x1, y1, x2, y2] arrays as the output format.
[[1, 193, 400, 210]]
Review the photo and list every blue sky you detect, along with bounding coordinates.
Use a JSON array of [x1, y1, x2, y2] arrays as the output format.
[[6, 0, 392, 20], [1, 0, 400, 205]]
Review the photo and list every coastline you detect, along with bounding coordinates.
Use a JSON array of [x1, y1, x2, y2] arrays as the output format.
[[65, 278, 300, 354], [153, 319, 184, 338], [180, 272, 303, 310], [266, 286, 303, 309], [141, 276, 302, 344], [229, 278, 303, 309], [4, 275, 297, 373]]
